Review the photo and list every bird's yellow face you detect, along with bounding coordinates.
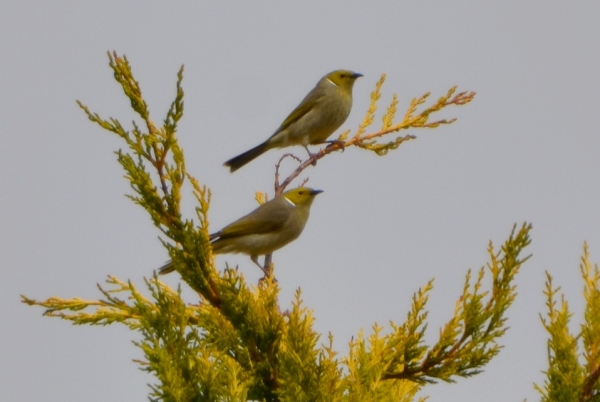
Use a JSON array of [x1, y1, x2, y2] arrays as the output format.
[[284, 187, 323, 206], [326, 70, 363, 90]]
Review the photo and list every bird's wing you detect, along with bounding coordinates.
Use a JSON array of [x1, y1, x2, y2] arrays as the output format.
[[270, 89, 324, 137], [211, 199, 291, 239]]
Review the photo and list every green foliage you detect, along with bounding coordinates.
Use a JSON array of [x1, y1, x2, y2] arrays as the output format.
[[535, 243, 600, 402], [21, 52, 541, 401]]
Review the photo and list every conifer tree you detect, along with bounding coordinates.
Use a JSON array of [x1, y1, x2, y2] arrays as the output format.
[[535, 244, 600, 402], [23, 52, 599, 402]]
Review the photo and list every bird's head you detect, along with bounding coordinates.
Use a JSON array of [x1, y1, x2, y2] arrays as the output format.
[[284, 187, 323, 207], [324, 70, 363, 92]]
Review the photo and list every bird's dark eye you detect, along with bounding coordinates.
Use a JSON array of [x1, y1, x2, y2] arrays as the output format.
[[340, 74, 346, 78], [298, 191, 304, 195]]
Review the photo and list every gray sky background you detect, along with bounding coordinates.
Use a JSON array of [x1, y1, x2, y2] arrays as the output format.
[[2, 2, 599, 401]]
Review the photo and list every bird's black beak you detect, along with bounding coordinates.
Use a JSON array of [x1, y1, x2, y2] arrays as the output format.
[[352, 72, 364, 78], [310, 189, 324, 196]]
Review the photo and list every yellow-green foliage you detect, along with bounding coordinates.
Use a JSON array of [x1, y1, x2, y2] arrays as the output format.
[[21, 52, 543, 402], [535, 244, 600, 402]]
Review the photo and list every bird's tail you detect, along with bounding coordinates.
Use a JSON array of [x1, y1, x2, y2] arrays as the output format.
[[157, 260, 175, 275], [224, 141, 271, 173]]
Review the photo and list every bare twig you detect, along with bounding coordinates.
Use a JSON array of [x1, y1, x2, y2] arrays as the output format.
[[276, 133, 416, 194], [274, 153, 302, 195], [273, 84, 475, 193]]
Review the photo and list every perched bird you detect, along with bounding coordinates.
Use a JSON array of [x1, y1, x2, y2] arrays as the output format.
[[158, 187, 323, 275], [224, 70, 363, 172]]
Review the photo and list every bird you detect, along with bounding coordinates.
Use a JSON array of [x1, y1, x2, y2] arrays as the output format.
[[224, 70, 363, 172], [158, 187, 323, 276]]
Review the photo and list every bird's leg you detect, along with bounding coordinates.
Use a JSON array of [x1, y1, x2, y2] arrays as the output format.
[[263, 255, 277, 279], [303, 145, 318, 166], [251, 255, 268, 276], [251, 255, 275, 280]]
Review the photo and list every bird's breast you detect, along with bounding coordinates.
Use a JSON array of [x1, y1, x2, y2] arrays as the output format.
[[274, 93, 352, 147]]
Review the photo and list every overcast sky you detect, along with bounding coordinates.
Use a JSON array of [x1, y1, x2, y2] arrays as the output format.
[[2, 2, 599, 401]]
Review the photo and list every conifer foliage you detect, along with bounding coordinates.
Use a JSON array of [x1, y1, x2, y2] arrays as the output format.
[[535, 244, 600, 402], [22, 52, 599, 401]]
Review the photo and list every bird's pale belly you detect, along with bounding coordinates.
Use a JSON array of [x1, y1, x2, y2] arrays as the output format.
[[212, 230, 302, 256]]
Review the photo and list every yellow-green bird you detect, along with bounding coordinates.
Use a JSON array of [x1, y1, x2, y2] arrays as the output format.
[[158, 187, 323, 275], [224, 70, 363, 172]]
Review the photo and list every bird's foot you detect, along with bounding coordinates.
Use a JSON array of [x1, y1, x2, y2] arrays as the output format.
[[324, 140, 346, 152], [258, 275, 278, 286]]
